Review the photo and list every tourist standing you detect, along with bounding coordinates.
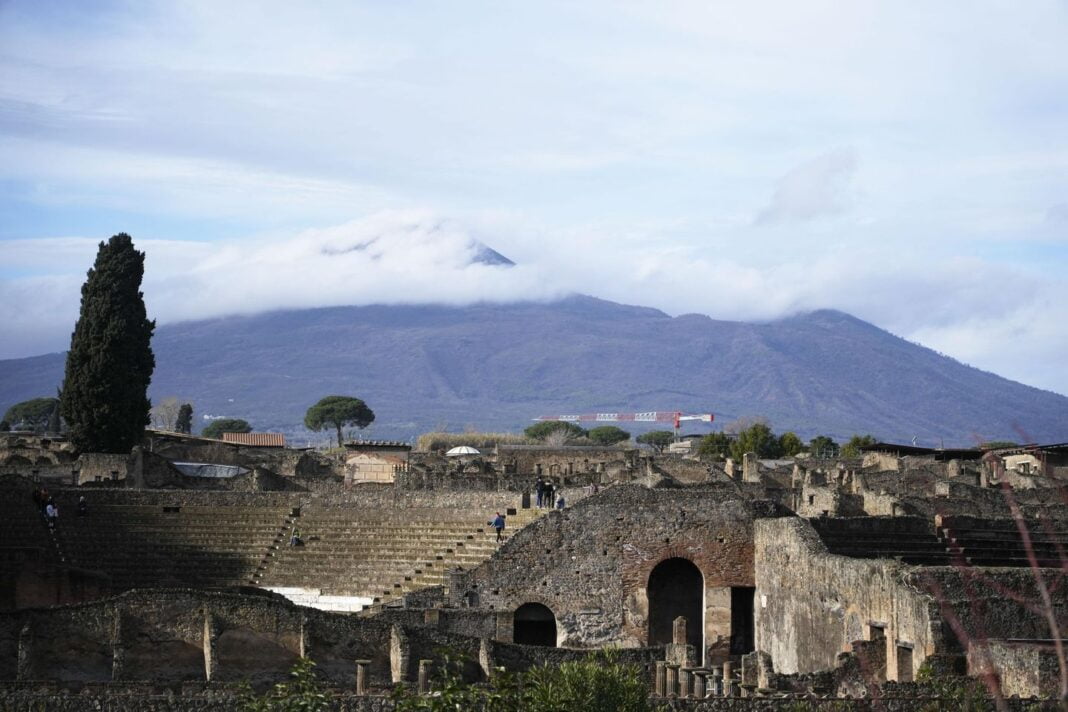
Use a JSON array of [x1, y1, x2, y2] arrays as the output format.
[[45, 500, 58, 528], [535, 476, 545, 507]]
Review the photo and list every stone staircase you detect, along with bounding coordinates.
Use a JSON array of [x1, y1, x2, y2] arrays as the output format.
[[52, 502, 296, 590], [938, 516, 1068, 568], [809, 516, 954, 565], [812, 515, 1068, 569], [256, 505, 542, 607]]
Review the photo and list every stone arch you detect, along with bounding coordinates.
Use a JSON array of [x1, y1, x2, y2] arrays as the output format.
[[647, 557, 703, 654], [513, 602, 556, 647]]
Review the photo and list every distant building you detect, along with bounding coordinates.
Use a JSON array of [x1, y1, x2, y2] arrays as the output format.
[[343, 440, 411, 484], [222, 432, 285, 448]]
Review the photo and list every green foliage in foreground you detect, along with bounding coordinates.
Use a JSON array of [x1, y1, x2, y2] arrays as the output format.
[[392, 649, 662, 712], [914, 661, 995, 712], [239, 657, 328, 712]]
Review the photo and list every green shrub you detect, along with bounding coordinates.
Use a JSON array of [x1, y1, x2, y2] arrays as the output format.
[[392, 649, 662, 712], [239, 657, 329, 712]]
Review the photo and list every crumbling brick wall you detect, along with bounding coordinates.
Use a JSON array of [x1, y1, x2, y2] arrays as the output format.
[[450, 484, 787, 661]]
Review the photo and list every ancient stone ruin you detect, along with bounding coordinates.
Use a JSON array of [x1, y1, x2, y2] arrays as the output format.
[[2, 430, 1068, 709]]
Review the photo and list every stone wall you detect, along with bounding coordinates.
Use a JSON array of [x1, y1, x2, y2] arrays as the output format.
[[144, 431, 341, 479], [753, 517, 941, 680], [450, 484, 788, 663], [0, 435, 77, 482], [655, 456, 714, 484], [969, 639, 1063, 698], [753, 515, 1068, 682], [494, 444, 639, 480]]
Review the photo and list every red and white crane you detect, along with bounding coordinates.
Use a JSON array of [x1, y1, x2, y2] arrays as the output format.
[[534, 411, 714, 438]]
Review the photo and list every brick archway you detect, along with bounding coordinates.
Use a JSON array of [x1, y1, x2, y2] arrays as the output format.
[[647, 557, 703, 654]]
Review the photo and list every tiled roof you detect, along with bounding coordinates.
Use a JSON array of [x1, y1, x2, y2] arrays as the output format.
[[222, 432, 285, 447]]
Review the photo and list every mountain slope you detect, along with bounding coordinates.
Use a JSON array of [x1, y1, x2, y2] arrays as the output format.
[[1, 296, 1065, 446]]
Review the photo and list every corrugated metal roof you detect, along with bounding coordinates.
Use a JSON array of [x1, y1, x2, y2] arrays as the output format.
[[222, 432, 285, 447]]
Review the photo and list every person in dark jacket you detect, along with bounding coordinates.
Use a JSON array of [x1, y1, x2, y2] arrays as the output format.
[[490, 512, 505, 542]]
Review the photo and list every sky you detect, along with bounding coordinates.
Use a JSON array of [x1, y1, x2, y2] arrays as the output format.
[[1, 1, 1066, 395]]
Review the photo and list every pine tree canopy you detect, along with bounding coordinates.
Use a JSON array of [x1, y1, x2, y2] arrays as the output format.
[[60, 233, 156, 453]]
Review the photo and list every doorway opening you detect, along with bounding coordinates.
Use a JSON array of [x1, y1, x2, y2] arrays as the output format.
[[513, 603, 556, 647], [647, 557, 703, 656]]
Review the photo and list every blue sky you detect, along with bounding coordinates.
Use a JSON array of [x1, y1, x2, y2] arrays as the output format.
[[1, 1, 1067, 394]]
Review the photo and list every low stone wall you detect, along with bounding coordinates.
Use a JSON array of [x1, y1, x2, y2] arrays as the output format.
[[0, 689, 1058, 711]]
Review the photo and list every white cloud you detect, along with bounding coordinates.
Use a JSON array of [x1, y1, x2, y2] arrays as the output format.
[[755, 149, 859, 225]]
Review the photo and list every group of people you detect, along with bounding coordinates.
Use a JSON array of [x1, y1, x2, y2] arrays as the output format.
[[534, 476, 565, 510], [31, 488, 89, 529]]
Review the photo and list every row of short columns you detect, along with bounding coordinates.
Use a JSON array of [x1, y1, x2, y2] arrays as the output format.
[[654, 660, 737, 699], [352, 659, 431, 696]]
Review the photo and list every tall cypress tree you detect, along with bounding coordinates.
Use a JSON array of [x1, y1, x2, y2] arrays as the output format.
[[60, 233, 156, 453]]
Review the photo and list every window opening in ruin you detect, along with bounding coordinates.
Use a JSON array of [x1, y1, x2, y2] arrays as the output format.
[[730, 586, 755, 655], [869, 624, 885, 640], [514, 602, 556, 647], [896, 644, 914, 682], [463, 590, 479, 607], [647, 558, 703, 658]]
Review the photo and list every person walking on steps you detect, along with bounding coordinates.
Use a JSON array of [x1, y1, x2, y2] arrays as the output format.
[[490, 512, 506, 543]]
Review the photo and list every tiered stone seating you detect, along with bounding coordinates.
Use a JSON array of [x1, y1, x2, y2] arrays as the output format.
[[809, 516, 953, 565], [939, 516, 1068, 568], [53, 502, 294, 590], [258, 506, 542, 604]]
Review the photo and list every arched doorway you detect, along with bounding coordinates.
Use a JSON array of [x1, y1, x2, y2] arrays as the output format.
[[647, 557, 703, 655], [513, 603, 556, 646]]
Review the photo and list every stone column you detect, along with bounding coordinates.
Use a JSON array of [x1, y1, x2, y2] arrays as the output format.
[[710, 666, 722, 696], [110, 609, 125, 681], [495, 611, 513, 642], [673, 616, 687, 645], [355, 660, 371, 695], [390, 625, 409, 684], [479, 638, 495, 680], [692, 669, 708, 699], [722, 661, 733, 697], [298, 614, 309, 658], [202, 609, 219, 681], [666, 615, 695, 667], [16, 623, 33, 681], [665, 664, 679, 698], [679, 667, 692, 699], [654, 661, 666, 697], [418, 659, 432, 694]]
